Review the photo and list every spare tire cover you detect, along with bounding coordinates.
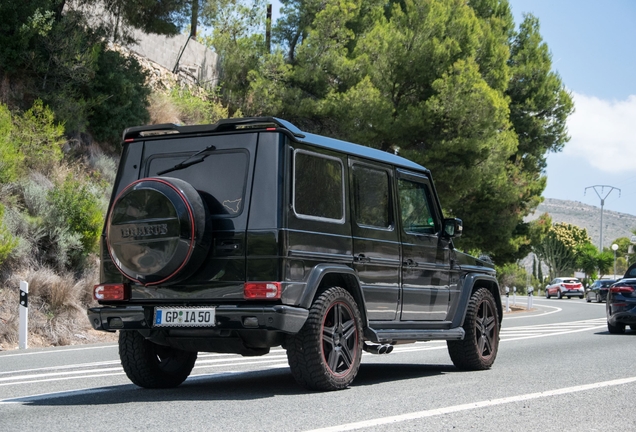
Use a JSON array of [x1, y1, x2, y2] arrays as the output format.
[[106, 177, 209, 286]]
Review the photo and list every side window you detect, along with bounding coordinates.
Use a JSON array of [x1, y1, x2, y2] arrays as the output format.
[[293, 150, 344, 222], [352, 165, 390, 228], [398, 179, 437, 234]]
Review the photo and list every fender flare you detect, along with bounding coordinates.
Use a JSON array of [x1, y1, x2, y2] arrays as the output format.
[[451, 272, 502, 328], [297, 264, 369, 326]]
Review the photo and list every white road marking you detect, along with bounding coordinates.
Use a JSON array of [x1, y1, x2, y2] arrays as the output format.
[[304, 376, 636, 432], [0, 345, 117, 358], [502, 303, 562, 320]]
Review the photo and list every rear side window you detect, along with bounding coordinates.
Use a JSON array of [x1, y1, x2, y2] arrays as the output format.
[[146, 150, 248, 217], [293, 150, 344, 222], [352, 165, 390, 228]]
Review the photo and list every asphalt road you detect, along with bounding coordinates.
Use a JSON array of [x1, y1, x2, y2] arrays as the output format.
[[1, 297, 635, 431]]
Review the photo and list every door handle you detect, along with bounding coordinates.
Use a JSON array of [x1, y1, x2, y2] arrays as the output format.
[[354, 254, 371, 263], [403, 258, 418, 267]]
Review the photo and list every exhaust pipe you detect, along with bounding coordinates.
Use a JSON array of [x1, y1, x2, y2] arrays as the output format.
[[363, 343, 394, 354]]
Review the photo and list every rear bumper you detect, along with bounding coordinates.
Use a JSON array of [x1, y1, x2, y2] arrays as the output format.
[[87, 304, 309, 334]]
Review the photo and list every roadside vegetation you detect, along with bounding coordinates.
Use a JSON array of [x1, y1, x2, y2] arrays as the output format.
[[1, 0, 623, 348]]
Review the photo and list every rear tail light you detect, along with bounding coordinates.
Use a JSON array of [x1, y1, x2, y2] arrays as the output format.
[[94, 284, 128, 301], [610, 285, 635, 295], [244, 282, 281, 300]]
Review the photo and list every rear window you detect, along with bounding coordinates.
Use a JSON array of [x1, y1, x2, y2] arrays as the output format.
[[563, 279, 579, 284], [146, 150, 249, 217]]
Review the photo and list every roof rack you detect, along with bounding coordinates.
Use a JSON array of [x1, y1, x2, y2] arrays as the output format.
[[122, 117, 306, 141]]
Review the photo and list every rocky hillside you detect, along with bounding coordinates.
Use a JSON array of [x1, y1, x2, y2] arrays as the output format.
[[527, 198, 636, 248]]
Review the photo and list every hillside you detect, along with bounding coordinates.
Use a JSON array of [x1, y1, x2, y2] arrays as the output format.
[[527, 198, 636, 248]]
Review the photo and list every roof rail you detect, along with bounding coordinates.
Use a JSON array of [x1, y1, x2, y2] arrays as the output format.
[[122, 117, 305, 141]]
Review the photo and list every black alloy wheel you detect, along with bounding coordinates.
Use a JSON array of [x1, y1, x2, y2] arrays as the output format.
[[448, 288, 500, 370], [286, 287, 363, 391]]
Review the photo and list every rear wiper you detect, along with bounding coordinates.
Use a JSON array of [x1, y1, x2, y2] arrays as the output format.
[[156, 145, 216, 175]]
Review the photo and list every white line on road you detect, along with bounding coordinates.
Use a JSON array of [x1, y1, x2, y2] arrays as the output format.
[[304, 376, 636, 432], [0, 344, 117, 358]]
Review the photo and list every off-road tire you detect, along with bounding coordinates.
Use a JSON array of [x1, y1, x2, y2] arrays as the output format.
[[119, 330, 197, 388], [447, 288, 500, 371], [607, 321, 625, 335], [286, 287, 363, 391]]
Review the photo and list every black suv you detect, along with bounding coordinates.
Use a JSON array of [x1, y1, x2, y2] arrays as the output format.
[[88, 117, 502, 391]]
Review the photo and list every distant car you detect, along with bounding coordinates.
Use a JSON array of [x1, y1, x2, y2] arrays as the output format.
[[545, 277, 584, 299], [586, 279, 616, 303], [606, 278, 636, 334]]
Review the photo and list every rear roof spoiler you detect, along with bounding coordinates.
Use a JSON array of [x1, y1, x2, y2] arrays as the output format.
[[122, 117, 306, 141]]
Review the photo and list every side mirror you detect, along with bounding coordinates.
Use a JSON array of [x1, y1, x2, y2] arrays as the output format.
[[443, 218, 463, 238]]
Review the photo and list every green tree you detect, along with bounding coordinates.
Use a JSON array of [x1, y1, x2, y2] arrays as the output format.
[[534, 222, 591, 279], [202, 0, 573, 263]]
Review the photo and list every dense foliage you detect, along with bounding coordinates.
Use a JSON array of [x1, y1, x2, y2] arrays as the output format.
[[204, 0, 573, 262]]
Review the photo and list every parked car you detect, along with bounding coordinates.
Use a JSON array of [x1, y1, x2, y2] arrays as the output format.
[[606, 278, 636, 334], [586, 279, 616, 303], [87, 117, 503, 391], [545, 277, 584, 299]]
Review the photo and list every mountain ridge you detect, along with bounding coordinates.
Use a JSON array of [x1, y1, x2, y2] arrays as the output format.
[[527, 198, 636, 249]]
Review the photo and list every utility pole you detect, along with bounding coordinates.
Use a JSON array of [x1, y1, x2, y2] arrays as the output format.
[[584, 185, 621, 251]]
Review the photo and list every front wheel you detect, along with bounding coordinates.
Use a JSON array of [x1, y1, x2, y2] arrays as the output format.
[[447, 288, 500, 371], [286, 287, 363, 391], [119, 330, 197, 388], [586, 295, 591, 303], [546, 290, 551, 299], [596, 294, 602, 303]]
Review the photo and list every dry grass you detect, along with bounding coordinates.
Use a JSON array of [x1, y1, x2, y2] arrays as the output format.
[[148, 92, 181, 125], [0, 261, 117, 350]]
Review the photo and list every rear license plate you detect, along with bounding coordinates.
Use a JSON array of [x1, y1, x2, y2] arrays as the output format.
[[154, 307, 216, 327]]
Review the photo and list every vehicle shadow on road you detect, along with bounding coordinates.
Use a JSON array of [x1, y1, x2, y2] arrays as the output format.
[[18, 363, 456, 406], [352, 363, 454, 388]]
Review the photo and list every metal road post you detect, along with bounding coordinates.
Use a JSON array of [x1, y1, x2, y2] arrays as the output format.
[[19, 281, 28, 349]]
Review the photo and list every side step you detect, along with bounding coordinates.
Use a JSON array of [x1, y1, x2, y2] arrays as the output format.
[[364, 327, 465, 344]]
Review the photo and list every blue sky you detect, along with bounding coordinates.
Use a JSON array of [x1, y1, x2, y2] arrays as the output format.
[[270, 0, 636, 216]]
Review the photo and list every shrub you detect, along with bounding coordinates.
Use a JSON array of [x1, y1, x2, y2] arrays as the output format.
[[0, 204, 18, 266], [48, 176, 103, 254], [11, 100, 65, 174], [0, 104, 23, 183]]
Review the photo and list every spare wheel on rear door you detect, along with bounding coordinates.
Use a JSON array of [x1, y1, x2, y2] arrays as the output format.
[[106, 177, 210, 286]]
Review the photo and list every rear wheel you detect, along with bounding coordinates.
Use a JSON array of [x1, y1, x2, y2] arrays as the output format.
[[119, 330, 197, 388], [286, 287, 363, 391], [607, 321, 625, 334], [557, 290, 563, 299], [448, 288, 500, 371]]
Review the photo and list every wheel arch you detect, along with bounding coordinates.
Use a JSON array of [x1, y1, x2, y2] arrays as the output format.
[[297, 264, 368, 327], [451, 273, 503, 328]]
